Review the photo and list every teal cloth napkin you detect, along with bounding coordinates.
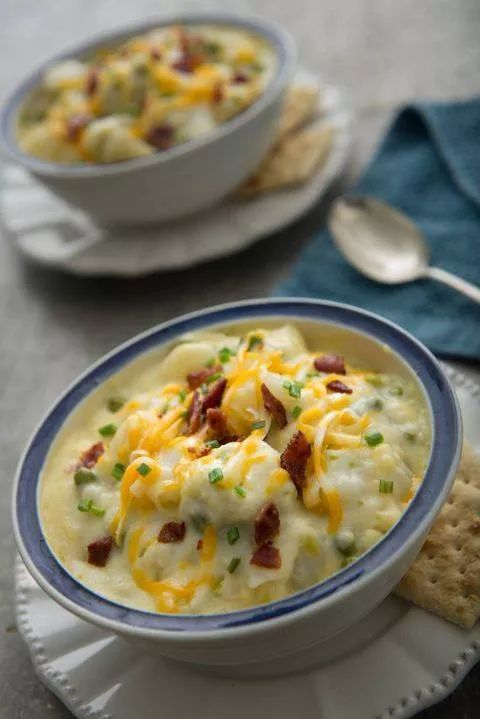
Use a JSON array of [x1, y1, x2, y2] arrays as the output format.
[[276, 98, 480, 360]]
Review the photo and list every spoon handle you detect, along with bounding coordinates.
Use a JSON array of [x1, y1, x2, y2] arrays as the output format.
[[425, 266, 480, 304]]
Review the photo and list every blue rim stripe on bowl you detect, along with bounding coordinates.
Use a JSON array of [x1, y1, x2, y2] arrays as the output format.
[[0, 12, 295, 178], [14, 299, 461, 632]]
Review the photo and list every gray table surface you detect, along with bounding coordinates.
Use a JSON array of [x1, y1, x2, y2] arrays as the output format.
[[1, 1, 479, 717]]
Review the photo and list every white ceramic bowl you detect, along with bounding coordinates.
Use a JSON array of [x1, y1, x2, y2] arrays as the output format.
[[0, 14, 295, 226], [12, 299, 461, 668]]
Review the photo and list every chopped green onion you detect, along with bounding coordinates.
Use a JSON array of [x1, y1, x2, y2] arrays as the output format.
[[205, 357, 215, 368], [364, 430, 384, 447], [98, 423, 117, 437], [136, 462, 151, 477], [370, 398, 384, 411], [247, 335, 262, 351], [74, 468, 97, 485], [234, 485, 246, 498], [192, 515, 207, 532], [379, 479, 394, 494], [209, 467, 224, 484], [77, 498, 105, 517], [77, 498, 93, 512], [366, 376, 383, 387], [292, 405, 302, 419], [180, 409, 189, 418], [178, 389, 187, 402], [283, 379, 303, 399], [227, 526, 240, 545], [251, 420, 266, 430], [403, 431, 416, 442], [205, 40, 221, 55], [111, 462, 126, 481], [219, 347, 234, 363], [389, 386, 404, 396], [306, 371, 320, 378], [107, 395, 126, 413], [205, 372, 222, 385], [205, 439, 220, 449], [228, 557, 241, 574]]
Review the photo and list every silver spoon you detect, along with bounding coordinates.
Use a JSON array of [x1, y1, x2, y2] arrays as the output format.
[[328, 196, 480, 304]]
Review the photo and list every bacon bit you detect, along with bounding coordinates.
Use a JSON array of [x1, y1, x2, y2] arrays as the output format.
[[145, 124, 175, 151], [196, 538, 203, 550], [206, 407, 231, 439], [188, 445, 211, 458], [254, 502, 280, 545], [187, 366, 222, 390], [176, 26, 190, 53], [85, 69, 98, 97], [280, 430, 311, 492], [172, 54, 202, 73], [188, 390, 202, 434], [326, 380, 352, 394], [218, 435, 242, 446], [206, 410, 240, 442], [150, 47, 162, 61], [314, 354, 346, 375], [65, 114, 91, 142], [212, 83, 224, 104], [158, 521, 186, 543], [250, 543, 281, 569], [77, 442, 104, 469], [202, 378, 227, 413], [261, 383, 287, 429], [173, 27, 205, 70], [232, 71, 249, 84], [87, 536, 113, 567]]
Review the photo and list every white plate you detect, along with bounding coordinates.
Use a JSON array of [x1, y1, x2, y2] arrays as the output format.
[[0, 73, 350, 277], [15, 365, 480, 719]]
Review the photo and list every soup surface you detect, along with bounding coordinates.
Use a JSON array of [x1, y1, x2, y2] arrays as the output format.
[[40, 326, 431, 614], [16, 24, 277, 164]]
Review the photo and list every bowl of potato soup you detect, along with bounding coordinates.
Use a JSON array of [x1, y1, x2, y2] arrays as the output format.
[[1, 14, 295, 224], [13, 300, 461, 666]]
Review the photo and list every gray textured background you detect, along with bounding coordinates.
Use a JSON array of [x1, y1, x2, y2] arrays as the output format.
[[1, 1, 479, 717]]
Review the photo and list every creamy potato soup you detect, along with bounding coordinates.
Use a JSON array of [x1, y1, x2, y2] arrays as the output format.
[[16, 24, 277, 164], [40, 326, 431, 614]]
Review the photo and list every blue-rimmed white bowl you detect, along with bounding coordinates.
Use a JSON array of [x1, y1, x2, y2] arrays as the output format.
[[12, 299, 461, 666]]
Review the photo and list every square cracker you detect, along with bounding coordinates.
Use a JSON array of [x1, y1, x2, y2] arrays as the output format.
[[395, 443, 480, 628], [276, 85, 319, 141], [238, 124, 334, 197]]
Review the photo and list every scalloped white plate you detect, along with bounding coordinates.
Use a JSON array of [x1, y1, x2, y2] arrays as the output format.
[[0, 72, 350, 277], [15, 365, 480, 718]]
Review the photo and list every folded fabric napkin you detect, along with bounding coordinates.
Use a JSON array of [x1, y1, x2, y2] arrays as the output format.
[[276, 97, 480, 359]]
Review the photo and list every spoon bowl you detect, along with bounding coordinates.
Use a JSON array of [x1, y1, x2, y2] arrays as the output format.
[[328, 195, 480, 303], [328, 196, 429, 283]]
